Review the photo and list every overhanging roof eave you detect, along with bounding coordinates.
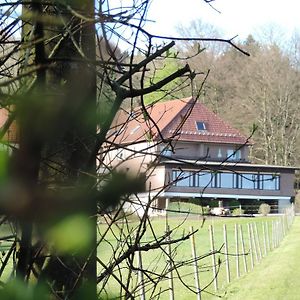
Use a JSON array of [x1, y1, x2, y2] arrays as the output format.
[[161, 159, 299, 171]]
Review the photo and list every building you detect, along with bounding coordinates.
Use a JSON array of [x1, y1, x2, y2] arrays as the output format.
[[0, 107, 18, 153], [93, 97, 296, 214]]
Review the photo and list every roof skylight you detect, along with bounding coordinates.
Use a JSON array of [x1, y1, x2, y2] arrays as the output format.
[[196, 121, 206, 131]]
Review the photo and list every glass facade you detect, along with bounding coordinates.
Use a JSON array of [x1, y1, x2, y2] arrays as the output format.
[[172, 170, 280, 191]]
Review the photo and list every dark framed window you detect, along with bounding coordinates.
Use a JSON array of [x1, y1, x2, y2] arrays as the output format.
[[172, 170, 191, 187], [191, 172, 199, 187], [241, 173, 257, 189], [219, 172, 234, 188], [261, 174, 280, 190], [234, 173, 241, 189], [172, 169, 280, 191], [196, 121, 206, 131], [198, 172, 212, 187]]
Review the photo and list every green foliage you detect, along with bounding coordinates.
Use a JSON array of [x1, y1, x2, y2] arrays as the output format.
[[0, 278, 100, 300], [258, 203, 271, 215], [232, 207, 245, 216], [45, 214, 94, 255], [225, 199, 240, 209], [143, 56, 185, 104], [0, 280, 49, 300], [0, 150, 9, 182]]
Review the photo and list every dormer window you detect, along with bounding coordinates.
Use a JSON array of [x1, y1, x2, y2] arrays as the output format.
[[196, 121, 206, 131], [130, 125, 140, 134]]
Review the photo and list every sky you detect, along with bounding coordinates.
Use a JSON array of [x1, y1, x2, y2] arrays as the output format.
[[2, 0, 299, 50], [144, 0, 300, 42]]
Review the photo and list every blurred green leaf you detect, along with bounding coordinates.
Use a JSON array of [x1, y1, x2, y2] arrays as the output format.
[[45, 214, 93, 255], [0, 150, 9, 182], [0, 279, 49, 300]]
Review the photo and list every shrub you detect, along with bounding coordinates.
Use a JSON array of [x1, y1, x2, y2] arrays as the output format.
[[258, 203, 271, 215], [232, 207, 245, 216]]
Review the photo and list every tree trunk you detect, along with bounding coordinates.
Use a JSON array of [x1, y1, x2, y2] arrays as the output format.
[[18, 0, 97, 298]]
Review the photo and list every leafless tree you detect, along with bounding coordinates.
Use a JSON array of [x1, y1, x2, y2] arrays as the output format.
[[0, 1, 249, 299], [178, 23, 300, 166]]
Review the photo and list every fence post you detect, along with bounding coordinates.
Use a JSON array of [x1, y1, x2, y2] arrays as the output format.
[[239, 224, 248, 274], [266, 221, 271, 252], [286, 209, 290, 229], [209, 225, 218, 291], [190, 226, 201, 300], [262, 222, 267, 256], [285, 209, 290, 230], [166, 225, 174, 300], [137, 249, 146, 300], [247, 223, 254, 270], [234, 224, 240, 278], [254, 223, 262, 261], [279, 219, 283, 242], [250, 223, 258, 263], [277, 220, 280, 246], [279, 219, 282, 244], [282, 215, 286, 237], [271, 220, 275, 249], [275, 220, 279, 247], [281, 217, 285, 240], [223, 224, 231, 284]]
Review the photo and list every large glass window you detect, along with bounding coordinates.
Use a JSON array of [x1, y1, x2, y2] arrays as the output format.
[[191, 173, 199, 187], [234, 173, 240, 189], [241, 173, 257, 189], [220, 172, 234, 188], [172, 170, 280, 191], [198, 172, 212, 188], [212, 172, 218, 187], [172, 171, 190, 187], [261, 174, 279, 190]]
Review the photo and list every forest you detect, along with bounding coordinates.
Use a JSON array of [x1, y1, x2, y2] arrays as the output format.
[[138, 21, 300, 167]]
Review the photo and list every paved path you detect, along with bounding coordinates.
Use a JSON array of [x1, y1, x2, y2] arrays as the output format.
[[224, 216, 300, 300]]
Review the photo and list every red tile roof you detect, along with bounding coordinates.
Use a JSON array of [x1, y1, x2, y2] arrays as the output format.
[[108, 97, 249, 145], [0, 108, 18, 143]]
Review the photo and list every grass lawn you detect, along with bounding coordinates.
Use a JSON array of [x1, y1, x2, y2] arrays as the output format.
[[97, 214, 280, 299], [0, 213, 294, 299], [223, 216, 300, 300]]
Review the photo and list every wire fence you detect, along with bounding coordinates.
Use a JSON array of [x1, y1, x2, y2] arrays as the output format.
[[135, 204, 295, 299]]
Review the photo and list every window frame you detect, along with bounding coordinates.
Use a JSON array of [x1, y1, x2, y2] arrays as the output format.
[[196, 121, 206, 131], [171, 170, 280, 191]]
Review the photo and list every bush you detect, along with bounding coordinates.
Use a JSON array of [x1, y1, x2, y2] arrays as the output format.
[[232, 207, 245, 216], [258, 203, 271, 215]]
